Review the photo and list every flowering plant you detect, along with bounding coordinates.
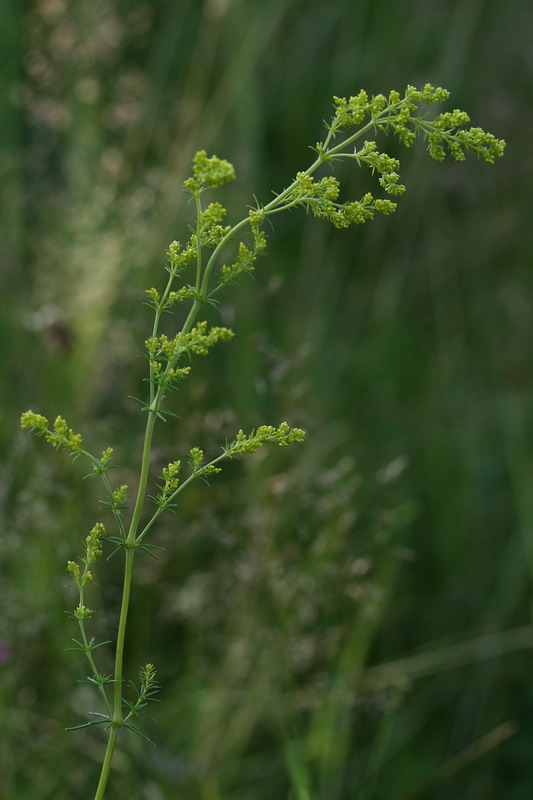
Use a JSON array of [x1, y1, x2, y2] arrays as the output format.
[[21, 84, 504, 799]]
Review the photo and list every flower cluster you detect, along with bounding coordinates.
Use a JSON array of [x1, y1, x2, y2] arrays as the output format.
[[225, 422, 306, 456], [85, 522, 104, 562], [150, 362, 191, 391], [67, 522, 105, 590], [199, 202, 232, 249], [100, 448, 113, 467], [327, 84, 505, 163], [166, 239, 197, 274], [72, 603, 93, 621], [219, 210, 267, 284], [221, 241, 256, 283], [184, 150, 235, 195], [188, 447, 222, 477], [20, 410, 48, 432], [146, 321, 234, 365], [123, 663, 160, 724], [280, 83, 502, 230], [427, 121, 506, 163], [329, 84, 450, 142], [144, 323, 233, 395], [287, 172, 340, 208], [90, 448, 118, 487], [331, 89, 374, 128], [155, 461, 181, 506], [146, 284, 211, 313], [330, 194, 397, 228], [21, 410, 83, 452], [100, 484, 129, 513], [282, 172, 397, 229], [354, 141, 405, 196]]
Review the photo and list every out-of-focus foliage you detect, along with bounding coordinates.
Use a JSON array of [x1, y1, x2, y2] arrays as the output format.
[[1, 1, 532, 798]]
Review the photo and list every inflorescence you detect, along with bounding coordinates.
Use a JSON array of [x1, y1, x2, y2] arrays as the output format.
[[19, 84, 504, 777]]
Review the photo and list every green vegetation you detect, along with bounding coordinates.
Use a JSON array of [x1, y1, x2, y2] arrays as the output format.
[[19, 84, 504, 797], [1, 2, 529, 799]]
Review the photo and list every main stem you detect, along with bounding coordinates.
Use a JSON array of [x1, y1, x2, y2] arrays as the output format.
[[92, 299, 202, 799], [92, 528, 143, 794], [93, 726, 119, 800], [92, 410, 157, 799]]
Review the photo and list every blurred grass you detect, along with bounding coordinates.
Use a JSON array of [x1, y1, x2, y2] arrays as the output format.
[[1, 0, 533, 798]]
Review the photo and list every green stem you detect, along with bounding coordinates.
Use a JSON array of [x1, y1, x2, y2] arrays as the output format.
[[93, 725, 119, 800], [76, 566, 112, 717], [195, 194, 203, 292], [127, 412, 157, 545], [91, 399, 157, 798], [324, 115, 386, 158], [77, 619, 112, 717], [112, 548, 135, 713], [150, 269, 177, 406], [92, 548, 134, 800], [100, 471, 126, 540], [181, 299, 202, 337]]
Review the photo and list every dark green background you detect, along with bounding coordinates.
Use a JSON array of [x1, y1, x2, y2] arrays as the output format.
[[1, 1, 532, 798]]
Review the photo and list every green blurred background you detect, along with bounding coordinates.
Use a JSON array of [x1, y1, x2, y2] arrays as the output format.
[[1, 0, 532, 798]]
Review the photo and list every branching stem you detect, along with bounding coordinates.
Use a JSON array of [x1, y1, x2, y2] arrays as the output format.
[[20, 84, 504, 800]]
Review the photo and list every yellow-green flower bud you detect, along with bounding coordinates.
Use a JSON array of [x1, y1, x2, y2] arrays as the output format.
[[67, 560, 80, 580], [20, 410, 49, 431]]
